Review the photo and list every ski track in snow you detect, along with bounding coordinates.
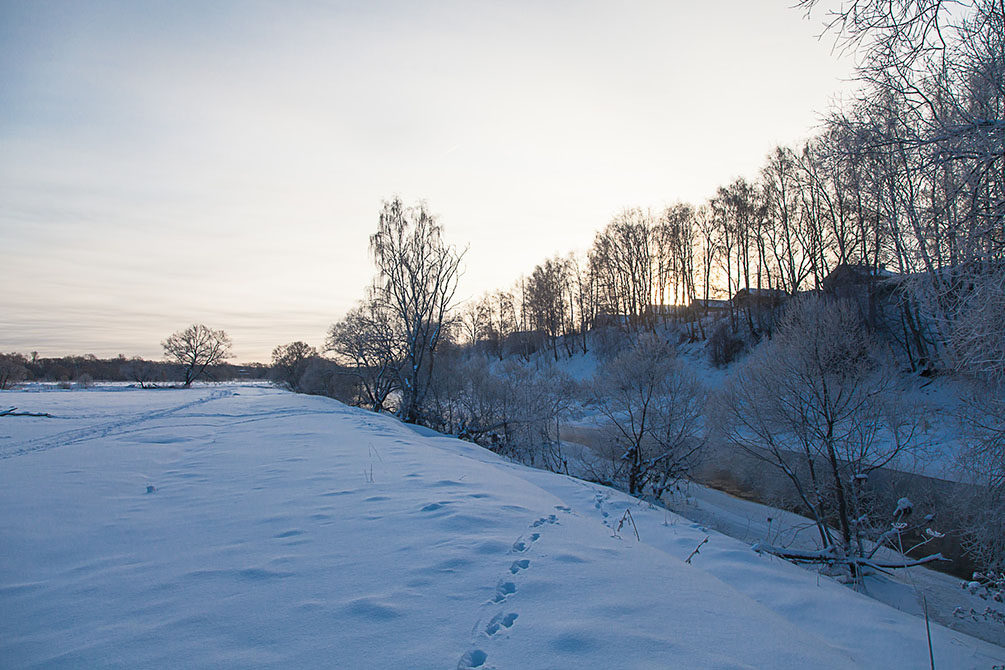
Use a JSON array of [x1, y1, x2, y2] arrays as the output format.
[[0, 389, 235, 460]]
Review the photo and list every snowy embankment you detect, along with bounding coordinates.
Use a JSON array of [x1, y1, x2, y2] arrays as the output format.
[[1, 386, 1001, 669]]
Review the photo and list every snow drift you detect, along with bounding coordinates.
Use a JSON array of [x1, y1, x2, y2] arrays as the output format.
[[1, 386, 1000, 669]]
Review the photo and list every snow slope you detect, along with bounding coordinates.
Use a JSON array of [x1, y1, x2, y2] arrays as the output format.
[[1, 386, 1001, 669]]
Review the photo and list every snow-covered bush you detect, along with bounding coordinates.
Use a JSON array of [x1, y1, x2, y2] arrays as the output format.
[[711, 296, 933, 574], [119, 358, 165, 388], [956, 385, 1005, 574], [421, 350, 577, 472], [708, 322, 743, 368], [298, 357, 363, 407]]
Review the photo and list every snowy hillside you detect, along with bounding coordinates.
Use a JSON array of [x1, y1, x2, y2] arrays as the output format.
[[1, 386, 1002, 669]]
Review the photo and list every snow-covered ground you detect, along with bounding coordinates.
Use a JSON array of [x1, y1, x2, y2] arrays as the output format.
[[2, 385, 1002, 669]]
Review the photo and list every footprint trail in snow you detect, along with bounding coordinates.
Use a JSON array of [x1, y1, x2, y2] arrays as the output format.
[[457, 505, 574, 669]]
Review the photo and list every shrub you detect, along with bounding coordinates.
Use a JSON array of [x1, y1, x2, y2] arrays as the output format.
[[709, 322, 743, 367]]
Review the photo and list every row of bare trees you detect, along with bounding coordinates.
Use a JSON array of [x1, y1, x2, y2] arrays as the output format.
[[270, 0, 1004, 580], [451, 2, 1001, 378]]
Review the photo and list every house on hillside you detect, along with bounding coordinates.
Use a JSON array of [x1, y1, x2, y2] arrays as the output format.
[[822, 264, 901, 325], [731, 287, 788, 309], [822, 263, 899, 299], [821, 263, 941, 372]]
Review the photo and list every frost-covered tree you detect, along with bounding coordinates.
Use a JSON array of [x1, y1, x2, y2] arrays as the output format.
[[951, 269, 1005, 572], [418, 349, 575, 472], [957, 388, 1005, 573], [712, 297, 932, 570], [591, 335, 705, 497], [950, 269, 1005, 384], [162, 324, 232, 387], [802, 0, 1005, 369]]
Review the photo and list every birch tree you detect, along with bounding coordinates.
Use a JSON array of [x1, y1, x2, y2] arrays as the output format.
[[369, 198, 464, 423]]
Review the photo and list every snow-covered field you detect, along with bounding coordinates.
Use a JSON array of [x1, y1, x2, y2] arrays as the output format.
[[2, 385, 1002, 669]]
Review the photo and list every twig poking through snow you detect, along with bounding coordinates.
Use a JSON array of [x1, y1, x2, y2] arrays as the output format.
[[923, 594, 935, 670], [614, 509, 640, 541], [686, 537, 709, 564]]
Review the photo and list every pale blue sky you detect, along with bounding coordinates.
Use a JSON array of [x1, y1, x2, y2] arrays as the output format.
[[0, 1, 855, 361]]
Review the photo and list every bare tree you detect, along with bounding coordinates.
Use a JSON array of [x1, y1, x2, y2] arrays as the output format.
[[119, 357, 163, 389], [270, 341, 318, 393], [326, 298, 403, 412], [0, 353, 29, 390], [694, 204, 720, 328], [567, 252, 597, 354], [481, 290, 518, 360], [525, 256, 571, 361], [590, 210, 656, 330], [162, 324, 232, 387], [458, 296, 492, 348], [369, 198, 464, 423], [591, 335, 705, 497]]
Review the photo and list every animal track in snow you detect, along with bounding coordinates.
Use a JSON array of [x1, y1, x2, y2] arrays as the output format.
[[509, 559, 529, 574], [485, 612, 518, 636], [457, 649, 488, 669], [511, 533, 539, 553], [531, 514, 558, 528], [491, 581, 517, 603], [593, 492, 611, 518]]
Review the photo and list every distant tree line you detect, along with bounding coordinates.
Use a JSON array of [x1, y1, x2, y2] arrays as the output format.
[[0, 350, 268, 388]]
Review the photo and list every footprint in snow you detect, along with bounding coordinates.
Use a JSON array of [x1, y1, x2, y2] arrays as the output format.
[[485, 612, 518, 636], [511, 533, 539, 553], [457, 649, 489, 669], [491, 581, 516, 603], [531, 514, 558, 528], [509, 559, 529, 574]]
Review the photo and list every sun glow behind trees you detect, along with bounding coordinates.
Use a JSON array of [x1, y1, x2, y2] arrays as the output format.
[[0, 1, 856, 361]]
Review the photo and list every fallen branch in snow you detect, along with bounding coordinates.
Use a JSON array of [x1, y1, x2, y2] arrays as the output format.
[[686, 536, 709, 564], [0, 406, 53, 418], [751, 542, 946, 571]]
